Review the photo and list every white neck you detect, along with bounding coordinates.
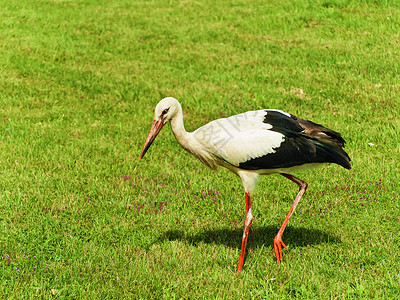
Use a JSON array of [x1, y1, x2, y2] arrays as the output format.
[[170, 106, 190, 150], [168, 103, 218, 170]]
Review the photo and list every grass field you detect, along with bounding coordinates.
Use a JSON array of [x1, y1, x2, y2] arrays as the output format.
[[1, 0, 400, 298]]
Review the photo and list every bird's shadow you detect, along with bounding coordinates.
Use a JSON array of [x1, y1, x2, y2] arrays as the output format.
[[157, 225, 340, 251]]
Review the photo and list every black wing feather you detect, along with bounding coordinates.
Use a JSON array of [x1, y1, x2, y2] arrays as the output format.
[[238, 110, 351, 170]]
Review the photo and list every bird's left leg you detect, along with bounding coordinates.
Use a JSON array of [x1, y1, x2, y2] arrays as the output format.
[[274, 173, 308, 264], [237, 192, 253, 274]]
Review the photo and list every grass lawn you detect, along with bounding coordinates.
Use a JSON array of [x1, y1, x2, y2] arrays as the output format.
[[1, 0, 400, 298]]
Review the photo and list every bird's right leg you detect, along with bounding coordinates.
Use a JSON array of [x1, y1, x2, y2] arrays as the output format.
[[237, 192, 253, 274], [273, 173, 308, 264]]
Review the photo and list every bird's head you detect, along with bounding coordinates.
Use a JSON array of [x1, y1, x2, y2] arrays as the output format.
[[140, 97, 181, 159], [154, 97, 180, 124]]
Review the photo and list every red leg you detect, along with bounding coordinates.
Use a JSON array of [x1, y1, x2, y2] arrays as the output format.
[[237, 192, 253, 274], [274, 173, 308, 264]]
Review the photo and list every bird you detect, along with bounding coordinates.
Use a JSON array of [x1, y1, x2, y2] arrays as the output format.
[[140, 97, 351, 274]]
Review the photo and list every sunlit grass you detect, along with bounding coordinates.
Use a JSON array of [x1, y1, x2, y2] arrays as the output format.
[[1, 0, 400, 298]]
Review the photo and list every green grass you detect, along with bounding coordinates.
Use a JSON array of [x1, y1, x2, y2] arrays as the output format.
[[1, 0, 400, 298]]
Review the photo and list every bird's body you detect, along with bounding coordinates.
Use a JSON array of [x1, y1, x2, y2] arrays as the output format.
[[140, 97, 351, 273]]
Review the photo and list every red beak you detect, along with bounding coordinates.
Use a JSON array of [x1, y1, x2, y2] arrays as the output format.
[[140, 120, 165, 159]]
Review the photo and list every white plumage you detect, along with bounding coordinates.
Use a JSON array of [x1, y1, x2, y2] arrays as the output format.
[[140, 97, 351, 274], [192, 111, 285, 167]]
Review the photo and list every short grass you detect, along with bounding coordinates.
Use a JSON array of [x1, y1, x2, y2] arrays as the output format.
[[1, 0, 400, 298]]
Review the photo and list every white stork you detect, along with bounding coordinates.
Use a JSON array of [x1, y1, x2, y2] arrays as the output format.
[[140, 97, 351, 274]]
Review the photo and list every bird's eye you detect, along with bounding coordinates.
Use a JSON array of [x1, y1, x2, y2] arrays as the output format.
[[162, 108, 170, 115]]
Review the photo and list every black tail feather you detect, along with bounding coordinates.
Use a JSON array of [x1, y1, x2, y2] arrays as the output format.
[[310, 138, 351, 170], [293, 115, 351, 170]]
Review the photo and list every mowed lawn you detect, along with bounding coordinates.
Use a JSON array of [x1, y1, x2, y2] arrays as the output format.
[[1, 0, 399, 298]]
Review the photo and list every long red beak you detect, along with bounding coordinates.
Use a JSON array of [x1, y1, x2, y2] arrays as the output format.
[[140, 119, 165, 159]]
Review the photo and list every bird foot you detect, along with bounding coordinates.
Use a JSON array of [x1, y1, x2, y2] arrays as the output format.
[[273, 235, 287, 264]]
